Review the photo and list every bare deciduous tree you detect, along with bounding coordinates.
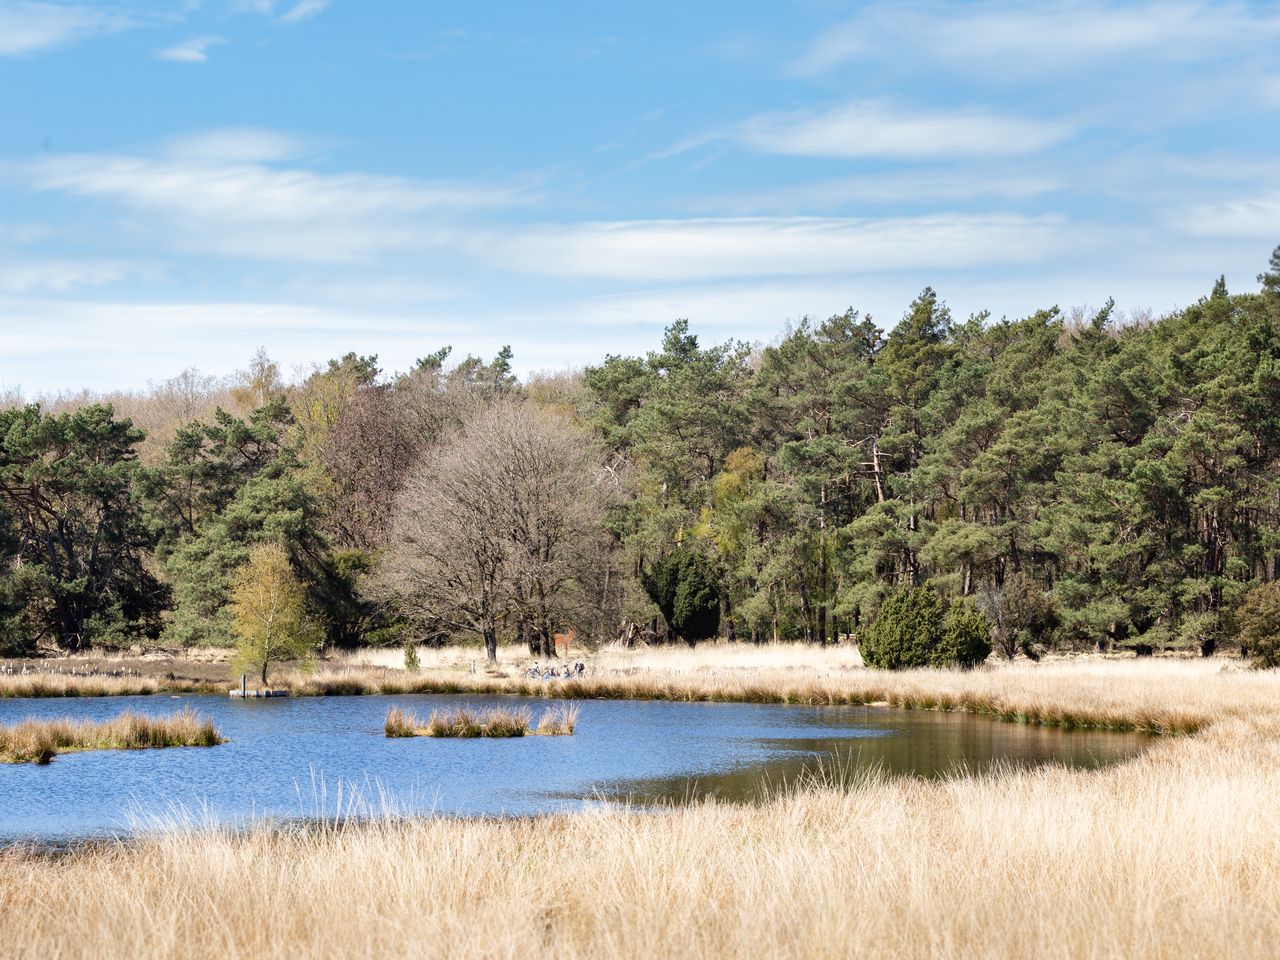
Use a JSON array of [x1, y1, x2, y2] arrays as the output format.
[[379, 399, 609, 662]]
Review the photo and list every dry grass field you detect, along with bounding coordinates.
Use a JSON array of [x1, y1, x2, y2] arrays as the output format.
[[1, 647, 1277, 958]]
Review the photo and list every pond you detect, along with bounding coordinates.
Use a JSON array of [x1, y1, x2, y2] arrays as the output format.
[[0, 693, 1151, 841]]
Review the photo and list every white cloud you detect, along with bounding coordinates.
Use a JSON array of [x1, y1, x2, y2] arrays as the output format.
[[482, 214, 1065, 281], [0, 1, 123, 56], [715, 169, 1060, 214], [1184, 192, 1280, 238], [0, 259, 151, 294], [163, 127, 303, 162], [29, 144, 531, 262], [232, 0, 330, 23], [278, 0, 329, 24], [1263, 75, 1280, 108], [735, 100, 1074, 160], [0, 296, 460, 392], [798, 1, 1280, 76], [155, 35, 224, 62]]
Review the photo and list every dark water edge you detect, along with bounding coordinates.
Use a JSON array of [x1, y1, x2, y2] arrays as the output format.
[[0, 693, 1152, 843]]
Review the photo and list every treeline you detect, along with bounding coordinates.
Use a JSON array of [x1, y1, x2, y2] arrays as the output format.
[[2, 245, 1279, 658]]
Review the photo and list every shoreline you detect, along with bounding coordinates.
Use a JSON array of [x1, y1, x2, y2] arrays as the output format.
[[0, 645, 1241, 735]]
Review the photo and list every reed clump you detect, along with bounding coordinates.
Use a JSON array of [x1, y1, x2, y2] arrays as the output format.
[[535, 703, 579, 735], [383, 704, 578, 738], [383, 707, 418, 738], [0, 708, 224, 764]]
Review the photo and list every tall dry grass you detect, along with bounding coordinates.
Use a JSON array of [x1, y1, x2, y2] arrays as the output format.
[[0, 713, 1277, 959], [276, 655, 1232, 734], [0, 673, 213, 699], [383, 704, 578, 738], [0, 708, 224, 763]]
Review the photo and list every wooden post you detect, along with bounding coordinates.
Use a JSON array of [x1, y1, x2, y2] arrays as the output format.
[[241, 673, 247, 699]]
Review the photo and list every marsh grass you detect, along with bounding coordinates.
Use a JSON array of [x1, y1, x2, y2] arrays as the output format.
[[291, 661, 1214, 735], [0, 708, 224, 764], [0, 673, 214, 699], [384, 703, 578, 738], [535, 703, 578, 735]]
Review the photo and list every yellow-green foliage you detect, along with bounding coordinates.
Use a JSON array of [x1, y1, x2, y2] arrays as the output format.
[[229, 542, 321, 686], [0, 708, 224, 764]]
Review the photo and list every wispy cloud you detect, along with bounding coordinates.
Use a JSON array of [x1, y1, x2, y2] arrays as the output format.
[[734, 100, 1074, 160], [797, 1, 1280, 76], [0, 1, 125, 56], [0, 259, 152, 294], [278, 0, 329, 24], [163, 127, 303, 162], [482, 214, 1066, 282], [1184, 192, 1280, 238], [155, 35, 225, 63], [233, 0, 330, 23], [28, 135, 533, 262], [712, 168, 1062, 215]]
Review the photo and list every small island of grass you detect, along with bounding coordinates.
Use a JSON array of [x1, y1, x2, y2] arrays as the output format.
[[385, 704, 578, 738], [0, 707, 225, 764]]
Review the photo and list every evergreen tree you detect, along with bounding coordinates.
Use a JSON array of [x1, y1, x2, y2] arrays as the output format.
[[0, 405, 165, 651], [860, 586, 945, 670]]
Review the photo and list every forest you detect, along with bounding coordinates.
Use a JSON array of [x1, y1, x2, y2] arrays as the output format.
[[2, 244, 1278, 662]]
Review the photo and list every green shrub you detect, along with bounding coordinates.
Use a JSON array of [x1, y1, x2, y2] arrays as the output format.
[[862, 587, 993, 670], [861, 586, 945, 670], [938, 599, 993, 669]]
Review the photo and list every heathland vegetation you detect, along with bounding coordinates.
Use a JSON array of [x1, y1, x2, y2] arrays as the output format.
[[2, 245, 1280, 667]]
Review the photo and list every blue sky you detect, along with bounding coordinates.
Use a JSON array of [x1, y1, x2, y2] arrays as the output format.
[[2, 0, 1279, 393]]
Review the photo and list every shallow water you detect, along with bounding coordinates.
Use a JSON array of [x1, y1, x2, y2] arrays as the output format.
[[0, 693, 1151, 840]]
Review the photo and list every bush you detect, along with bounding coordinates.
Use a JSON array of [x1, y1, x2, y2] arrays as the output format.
[[1239, 581, 1280, 668], [862, 587, 993, 670], [860, 586, 945, 670], [938, 599, 992, 669]]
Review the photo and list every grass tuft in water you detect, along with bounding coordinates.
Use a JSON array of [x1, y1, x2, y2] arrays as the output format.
[[534, 704, 579, 736], [384, 704, 578, 738], [0, 708, 225, 764]]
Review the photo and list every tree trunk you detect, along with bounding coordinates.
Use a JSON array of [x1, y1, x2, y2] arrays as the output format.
[[483, 625, 498, 663], [519, 618, 536, 655]]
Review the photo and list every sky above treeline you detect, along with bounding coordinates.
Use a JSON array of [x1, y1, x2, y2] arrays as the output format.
[[2, 0, 1279, 394]]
